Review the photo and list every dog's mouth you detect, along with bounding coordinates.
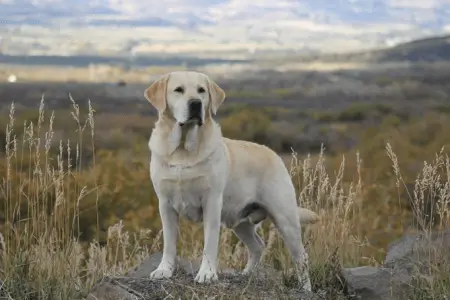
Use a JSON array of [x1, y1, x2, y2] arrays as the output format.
[[179, 116, 203, 127]]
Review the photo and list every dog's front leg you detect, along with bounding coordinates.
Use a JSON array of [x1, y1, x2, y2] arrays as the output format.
[[150, 200, 179, 280], [194, 192, 223, 283]]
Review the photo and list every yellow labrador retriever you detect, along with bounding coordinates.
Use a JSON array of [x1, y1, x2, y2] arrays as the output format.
[[144, 71, 319, 291]]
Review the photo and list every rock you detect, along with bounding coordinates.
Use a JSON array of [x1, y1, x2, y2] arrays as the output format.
[[342, 266, 410, 300], [86, 277, 136, 300], [384, 230, 450, 272], [87, 252, 321, 300], [343, 230, 450, 300]]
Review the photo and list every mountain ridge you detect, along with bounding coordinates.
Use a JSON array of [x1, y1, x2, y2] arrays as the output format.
[[1, 34, 450, 69], [315, 34, 450, 63]]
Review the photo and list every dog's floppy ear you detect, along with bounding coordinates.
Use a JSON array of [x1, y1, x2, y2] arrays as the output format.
[[207, 77, 226, 115], [144, 74, 170, 112]]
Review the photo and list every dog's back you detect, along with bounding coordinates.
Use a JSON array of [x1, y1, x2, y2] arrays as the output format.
[[223, 137, 281, 179], [220, 137, 299, 223]]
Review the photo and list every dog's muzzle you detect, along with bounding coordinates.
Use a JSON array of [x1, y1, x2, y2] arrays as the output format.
[[180, 99, 203, 126]]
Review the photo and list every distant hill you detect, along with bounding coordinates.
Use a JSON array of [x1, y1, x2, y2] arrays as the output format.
[[2, 35, 450, 69], [320, 35, 450, 63], [367, 35, 450, 62]]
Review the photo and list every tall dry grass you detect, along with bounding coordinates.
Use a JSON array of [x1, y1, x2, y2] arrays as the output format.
[[386, 143, 450, 298], [0, 99, 158, 299], [0, 98, 448, 299]]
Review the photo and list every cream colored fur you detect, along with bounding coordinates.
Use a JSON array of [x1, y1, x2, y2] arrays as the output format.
[[144, 71, 319, 291]]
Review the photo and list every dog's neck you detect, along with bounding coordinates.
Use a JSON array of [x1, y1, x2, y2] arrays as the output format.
[[169, 122, 199, 154], [149, 116, 222, 167]]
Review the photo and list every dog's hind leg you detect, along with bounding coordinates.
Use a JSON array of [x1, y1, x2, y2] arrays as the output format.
[[262, 182, 313, 291], [269, 206, 312, 291], [233, 221, 265, 274]]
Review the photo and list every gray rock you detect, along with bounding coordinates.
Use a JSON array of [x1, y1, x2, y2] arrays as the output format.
[[343, 230, 450, 300], [86, 277, 137, 300], [384, 230, 450, 272], [87, 252, 322, 300], [342, 266, 410, 300]]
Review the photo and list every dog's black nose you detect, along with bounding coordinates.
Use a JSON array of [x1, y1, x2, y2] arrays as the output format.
[[188, 99, 202, 115]]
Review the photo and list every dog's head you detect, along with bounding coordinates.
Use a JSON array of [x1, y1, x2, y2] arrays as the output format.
[[144, 71, 226, 126]]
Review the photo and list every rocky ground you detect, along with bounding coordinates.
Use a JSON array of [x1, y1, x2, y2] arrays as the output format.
[[85, 230, 450, 300], [87, 251, 321, 299]]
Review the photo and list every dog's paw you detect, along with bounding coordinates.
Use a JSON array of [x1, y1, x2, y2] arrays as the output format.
[[241, 268, 252, 276], [194, 268, 218, 284], [150, 267, 173, 280], [299, 274, 312, 291]]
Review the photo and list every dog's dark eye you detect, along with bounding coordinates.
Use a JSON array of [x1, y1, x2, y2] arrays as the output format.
[[174, 86, 184, 93], [197, 87, 206, 93]]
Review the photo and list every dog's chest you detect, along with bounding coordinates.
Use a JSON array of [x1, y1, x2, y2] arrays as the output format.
[[158, 165, 211, 223]]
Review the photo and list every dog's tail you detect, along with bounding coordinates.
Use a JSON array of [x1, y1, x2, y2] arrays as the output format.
[[298, 207, 320, 225]]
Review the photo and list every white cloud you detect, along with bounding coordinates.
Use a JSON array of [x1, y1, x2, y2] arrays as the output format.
[[386, 0, 450, 9], [388, 0, 437, 9], [0, 0, 449, 57], [388, 8, 437, 22]]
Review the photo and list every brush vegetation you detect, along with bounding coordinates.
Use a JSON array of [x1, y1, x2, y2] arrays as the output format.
[[0, 97, 449, 300]]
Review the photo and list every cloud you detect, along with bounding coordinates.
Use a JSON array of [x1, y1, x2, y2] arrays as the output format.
[[387, 0, 441, 9], [386, 0, 450, 11], [1, 0, 449, 56]]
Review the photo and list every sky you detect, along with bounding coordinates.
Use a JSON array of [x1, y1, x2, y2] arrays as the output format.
[[0, 0, 449, 56]]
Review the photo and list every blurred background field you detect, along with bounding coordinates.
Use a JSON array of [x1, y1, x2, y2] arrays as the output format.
[[1, 1, 450, 299]]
